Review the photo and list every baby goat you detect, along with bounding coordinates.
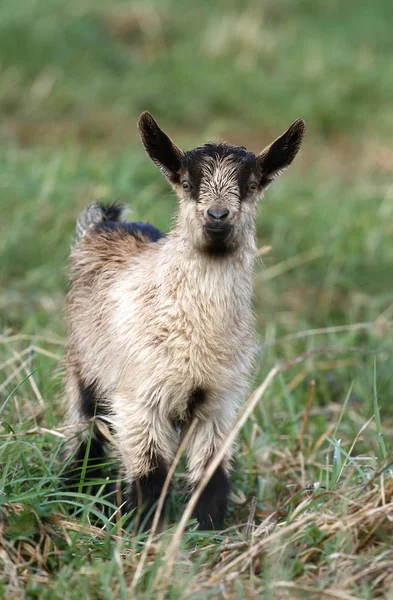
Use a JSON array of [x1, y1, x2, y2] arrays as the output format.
[[64, 112, 305, 530]]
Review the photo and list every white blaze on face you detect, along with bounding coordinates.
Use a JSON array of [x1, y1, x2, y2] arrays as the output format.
[[198, 155, 241, 210]]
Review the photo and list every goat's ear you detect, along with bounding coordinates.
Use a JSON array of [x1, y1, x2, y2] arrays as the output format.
[[138, 112, 184, 184], [257, 119, 306, 189]]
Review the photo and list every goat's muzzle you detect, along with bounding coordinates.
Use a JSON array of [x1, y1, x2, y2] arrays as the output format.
[[207, 208, 230, 222], [204, 208, 232, 242]]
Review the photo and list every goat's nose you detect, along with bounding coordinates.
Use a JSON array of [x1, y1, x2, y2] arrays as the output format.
[[207, 208, 230, 221]]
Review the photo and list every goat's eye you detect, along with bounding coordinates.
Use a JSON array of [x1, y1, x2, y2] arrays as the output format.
[[182, 180, 191, 191], [248, 182, 258, 193]]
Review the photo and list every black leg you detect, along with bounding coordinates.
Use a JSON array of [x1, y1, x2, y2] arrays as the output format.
[[124, 455, 169, 532], [62, 430, 120, 524], [62, 426, 118, 505], [192, 464, 231, 530], [63, 377, 116, 491], [63, 433, 107, 489]]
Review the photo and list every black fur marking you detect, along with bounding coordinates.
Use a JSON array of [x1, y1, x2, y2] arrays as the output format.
[[124, 454, 169, 531], [80, 380, 101, 419], [138, 112, 183, 183], [96, 202, 125, 222], [184, 142, 252, 165], [64, 435, 108, 488], [204, 242, 235, 257], [193, 463, 231, 530], [63, 379, 114, 501], [172, 387, 207, 429], [100, 221, 165, 243], [203, 230, 237, 257], [258, 119, 305, 188], [128, 222, 165, 242], [62, 434, 119, 522], [238, 161, 260, 201], [62, 427, 117, 514], [187, 387, 206, 419], [79, 379, 112, 426]]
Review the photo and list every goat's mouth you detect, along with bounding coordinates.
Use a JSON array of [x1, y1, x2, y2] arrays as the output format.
[[203, 225, 233, 242], [203, 225, 235, 255]]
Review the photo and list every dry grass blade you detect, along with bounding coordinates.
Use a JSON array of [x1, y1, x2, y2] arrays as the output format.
[[297, 379, 315, 451], [0, 426, 66, 439], [212, 513, 317, 582], [30, 345, 63, 361], [264, 319, 393, 348], [264, 582, 361, 600], [256, 244, 272, 257], [0, 347, 30, 370], [0, 356, 33, 394], [256, 246, 322, 281], [243, 495, 257, 538], [0, 334, 66, 346], [338, 416, 374, 480], [3, 343, 45, 408]]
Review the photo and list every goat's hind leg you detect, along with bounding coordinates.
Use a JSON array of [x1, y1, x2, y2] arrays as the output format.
[[63, 422, 109, 492], [62, 374, 115, 507]]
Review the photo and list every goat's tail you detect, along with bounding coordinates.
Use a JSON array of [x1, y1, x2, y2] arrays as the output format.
[[75, 202, 128, 241]]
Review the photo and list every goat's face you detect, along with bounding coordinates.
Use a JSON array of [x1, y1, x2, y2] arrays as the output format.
[[138, 112, 306, 255], [176, 144, 262, 254]]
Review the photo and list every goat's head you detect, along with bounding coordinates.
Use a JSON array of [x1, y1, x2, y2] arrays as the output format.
[[138, 112, 306, 255]]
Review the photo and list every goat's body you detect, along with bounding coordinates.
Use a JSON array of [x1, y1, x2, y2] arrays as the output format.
[[68, 220, 255, 415], [65, 211, 257, 527], [63, 111, 305, 530]]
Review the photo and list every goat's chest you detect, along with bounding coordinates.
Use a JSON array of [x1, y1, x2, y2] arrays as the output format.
[[112, 258, 255, 413], [150, 276, 252, 388], [146, 299, 250, 418]]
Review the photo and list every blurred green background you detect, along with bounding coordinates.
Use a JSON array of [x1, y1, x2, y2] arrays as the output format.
[[2, 0, 393, 423], [1, 0, 393, 434], [1, 1, 393, 596]]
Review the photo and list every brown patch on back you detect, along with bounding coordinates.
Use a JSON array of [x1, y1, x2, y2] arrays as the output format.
[[69, 226, 156, 288]]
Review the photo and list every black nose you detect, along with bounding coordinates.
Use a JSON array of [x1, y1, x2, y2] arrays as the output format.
[[207, 208, 230, 221]]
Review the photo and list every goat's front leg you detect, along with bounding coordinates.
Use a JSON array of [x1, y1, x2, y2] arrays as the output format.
[[113, 394, 178, 531], [186, 410, 235, 530]]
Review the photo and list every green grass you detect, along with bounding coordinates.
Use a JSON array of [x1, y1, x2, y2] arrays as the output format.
[[1, 0, 393, 598]]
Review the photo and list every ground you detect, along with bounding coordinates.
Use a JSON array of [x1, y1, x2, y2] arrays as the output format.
[[1, 0, 393, 598]]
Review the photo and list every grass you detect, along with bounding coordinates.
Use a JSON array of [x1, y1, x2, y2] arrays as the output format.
[[1, 0, 393, 597]]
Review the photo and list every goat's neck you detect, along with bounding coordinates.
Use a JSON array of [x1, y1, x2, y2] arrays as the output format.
[[157, 233, 256, 314]]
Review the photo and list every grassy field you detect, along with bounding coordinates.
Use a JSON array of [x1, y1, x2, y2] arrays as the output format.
[[1, 0, 393, 598]]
